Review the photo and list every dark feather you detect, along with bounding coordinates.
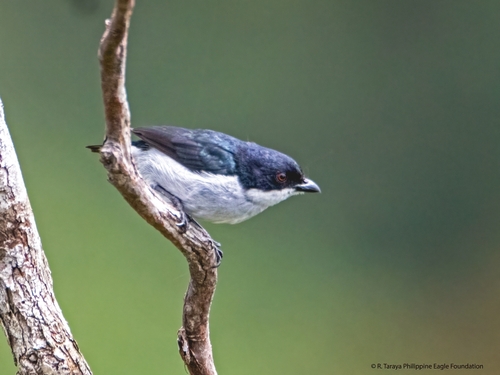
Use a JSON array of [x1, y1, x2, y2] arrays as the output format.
[[132, 126, 238, 175]]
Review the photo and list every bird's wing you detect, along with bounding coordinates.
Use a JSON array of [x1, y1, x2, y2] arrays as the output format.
[[132, 126, 238, 175]]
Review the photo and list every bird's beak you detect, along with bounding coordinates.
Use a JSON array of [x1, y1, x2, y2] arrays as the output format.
[[295, 178, 321, 193]]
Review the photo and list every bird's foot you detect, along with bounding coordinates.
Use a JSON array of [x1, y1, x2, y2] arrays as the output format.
[[212, 241, 223, 267], [153, 184, 222, 266], [154, 185, 188, 230]]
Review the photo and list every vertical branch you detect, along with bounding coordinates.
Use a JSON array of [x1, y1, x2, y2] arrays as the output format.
[[96, 1, 219, 374], [99, 0, 134, 160], [0, 100, 92, 374]]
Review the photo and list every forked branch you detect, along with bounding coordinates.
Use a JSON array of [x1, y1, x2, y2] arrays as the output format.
[[96, 1, 219, 374]]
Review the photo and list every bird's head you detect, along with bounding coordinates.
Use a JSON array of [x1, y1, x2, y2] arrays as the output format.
[[236, 143, 320, 197]]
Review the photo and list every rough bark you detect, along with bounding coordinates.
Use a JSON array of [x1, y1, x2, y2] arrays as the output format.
[[96, 1, 219, 374], [0, 100, 92, 374]]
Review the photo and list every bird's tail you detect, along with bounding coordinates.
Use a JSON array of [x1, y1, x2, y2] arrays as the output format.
[[86, 144, 102, 153]]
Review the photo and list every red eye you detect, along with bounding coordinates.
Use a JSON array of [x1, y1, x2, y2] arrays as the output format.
[[276, 172, 287, 183]]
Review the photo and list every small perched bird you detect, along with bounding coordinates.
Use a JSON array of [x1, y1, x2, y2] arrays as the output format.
[[130, 126, 320, 224]]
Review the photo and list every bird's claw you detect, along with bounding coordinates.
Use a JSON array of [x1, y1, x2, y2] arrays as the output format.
[[175, 211, 188, 232], [213, 248, 223, 268], [210, 239, 223, 267]]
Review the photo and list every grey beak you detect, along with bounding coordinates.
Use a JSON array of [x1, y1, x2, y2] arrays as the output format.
[[295, 178, 321, 193]]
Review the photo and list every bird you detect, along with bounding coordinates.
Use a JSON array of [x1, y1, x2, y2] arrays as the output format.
[[128, 126, 320, 225]]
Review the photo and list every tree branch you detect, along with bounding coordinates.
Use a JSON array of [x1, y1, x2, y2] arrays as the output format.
[[96, 1, 219, 374], [0, 99, 92, 374]]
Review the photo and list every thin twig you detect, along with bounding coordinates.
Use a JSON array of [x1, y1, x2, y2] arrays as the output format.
[[96, 1, 219, 374]]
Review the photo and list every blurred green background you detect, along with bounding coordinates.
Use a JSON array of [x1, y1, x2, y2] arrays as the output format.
[[1, 0, 499, 374]]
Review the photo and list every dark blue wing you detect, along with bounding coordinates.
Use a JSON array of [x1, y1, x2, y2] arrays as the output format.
[[132, 126, 239, 175]]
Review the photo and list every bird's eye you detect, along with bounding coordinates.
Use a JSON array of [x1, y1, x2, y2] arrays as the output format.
[[276, 172, 287, 183]]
